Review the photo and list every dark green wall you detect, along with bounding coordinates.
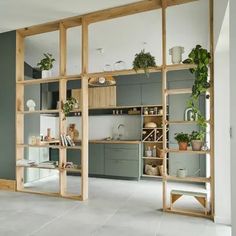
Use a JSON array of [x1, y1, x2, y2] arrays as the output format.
[[0, 31, 16, 180]]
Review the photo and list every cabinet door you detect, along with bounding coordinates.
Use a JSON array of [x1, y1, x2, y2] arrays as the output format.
[[89, 144, 104, 175], [117, 84, 141, 106], [104, 144, 140, 178], [141, 82, 162, 105]]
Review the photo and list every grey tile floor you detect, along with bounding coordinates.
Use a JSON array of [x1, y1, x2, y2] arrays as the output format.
[[0, 176, 231, 236]]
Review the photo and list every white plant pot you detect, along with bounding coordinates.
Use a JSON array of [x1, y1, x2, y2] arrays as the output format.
[[177, 168, 187, 178], [41, 70, 52, 78], [169, 46, 184, 64]]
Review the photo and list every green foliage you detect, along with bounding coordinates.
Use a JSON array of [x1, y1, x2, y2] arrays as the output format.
[[133, 49, 156, 78], [183, 45, 211, 98], [189, 131, 204, 141], [174, 133, 190, 143], [62, 97, 77, 118], [37, 53, 55, 71], [183, 45, 211, 133]]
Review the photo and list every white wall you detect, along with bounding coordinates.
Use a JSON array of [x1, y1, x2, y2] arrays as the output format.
[[214, 1, 231, 225], [230, 0, 236, 234]]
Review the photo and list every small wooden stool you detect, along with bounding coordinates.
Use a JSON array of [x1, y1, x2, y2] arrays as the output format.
[[170, 190, 208, 215]]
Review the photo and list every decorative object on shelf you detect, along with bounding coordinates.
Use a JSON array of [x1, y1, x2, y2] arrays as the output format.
[[145, 164, 158, 176], [29, 136, 37, 145], [128, 108, 141, 115], [88, 76, 116, 86], [169, 46, 184, 64], [68, 123, 79, 142], [189, 130, 204, 151], [174, 132, 190, 150], [149, 108, 154, 115], [26, 99, 36, 111], [152, 146, 157, 157], [113, 60, 126, 70], [133, 49, 157, 78], [158, 165, 163, 176], [158, 109, 163, 116], [154, 107, 158, 115], [145, 146, 152, 157], [44, 128, 52, 141], [144, 122, 157, 128], [183, 45, 211, 132], [201, 143, 209, 151], [177, 168, 187, 178], [62, 97, 77, 119], [144, 107, 148, 115], [157, 148, 164, 158], [37, 53, 55, 78], [184, 107, 198, 121]]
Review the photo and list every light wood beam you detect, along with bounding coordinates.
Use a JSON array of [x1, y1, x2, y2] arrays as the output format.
[[59, 23, 67, 76]]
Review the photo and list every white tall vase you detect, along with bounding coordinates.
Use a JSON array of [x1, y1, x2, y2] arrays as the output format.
[[41, 70, 52, 78], [169, 46, 185, 64]]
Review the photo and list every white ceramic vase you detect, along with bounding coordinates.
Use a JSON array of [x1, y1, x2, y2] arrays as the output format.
[[41, 70, 52, 78], [169, 46, 184, 64]]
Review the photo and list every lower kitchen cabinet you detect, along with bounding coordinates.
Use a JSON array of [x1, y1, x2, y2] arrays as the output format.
[[89, 143, 105, 175], [104, 144, 140, 179]]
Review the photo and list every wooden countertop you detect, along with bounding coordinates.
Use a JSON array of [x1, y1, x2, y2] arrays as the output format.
[[89, 140, 141, 144]]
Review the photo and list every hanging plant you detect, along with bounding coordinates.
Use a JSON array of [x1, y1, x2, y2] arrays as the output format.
[[133, 49, 157, 78], [183, 45, 211, 132], [37, 53, 55, 71], [62, 97, 77, 119]]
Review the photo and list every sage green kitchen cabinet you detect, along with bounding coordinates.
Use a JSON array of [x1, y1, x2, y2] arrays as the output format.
[[141, 82, 162, 105], [89, 143, 105, 175], [116, 84, 141, 106], [104, 144, 140, 179]]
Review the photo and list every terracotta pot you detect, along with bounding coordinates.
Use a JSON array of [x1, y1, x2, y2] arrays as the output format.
[[191, 140, 203, 151], [178, 142, 188, 150]]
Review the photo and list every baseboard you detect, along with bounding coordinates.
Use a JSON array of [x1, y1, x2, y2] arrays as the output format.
[[214, 216, 231, 225], [0, 179, 16, 191]]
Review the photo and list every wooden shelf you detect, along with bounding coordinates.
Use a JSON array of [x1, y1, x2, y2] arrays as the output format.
[[16, 144, 81, 150], [16, 74, 81, 85], [142, 174, 163, 179], [166, 64, 197, 71], [17, 109, 60, 114], [18, 189, 60, 197], [166, 149, 210, 154], [62, 168, 82, 173], [142, 127, 163, 130], [142, 141, 163, 143], [165, 175, 211, 183], [87, 67, 162, 78], [142, 114, 163, 117], [165, 208, 212, 219], [165, 88, 192, 95], [142, 156, 164, 160], [16, 165, 59, 170], [166, 120, 211, 125]]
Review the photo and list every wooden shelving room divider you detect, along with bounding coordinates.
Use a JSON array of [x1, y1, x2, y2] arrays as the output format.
[[15, 0, 214, 219]]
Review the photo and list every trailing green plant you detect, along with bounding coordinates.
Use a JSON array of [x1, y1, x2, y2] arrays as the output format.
[[183, 45, 211, 132], [37, 53, 55, 71], [62, 97, 77, 119], [189, 130, 204, 141], [174, 133, 190, 143], [133, 49, 156, 78]]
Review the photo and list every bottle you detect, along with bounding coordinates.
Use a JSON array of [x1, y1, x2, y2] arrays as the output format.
[[152, 146, 157, 157], [145, 146, 152, 157]]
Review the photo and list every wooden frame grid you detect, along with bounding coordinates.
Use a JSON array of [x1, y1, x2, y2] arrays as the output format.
[[15, 0, 214, 219]]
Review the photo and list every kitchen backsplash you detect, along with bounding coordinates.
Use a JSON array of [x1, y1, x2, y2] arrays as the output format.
[[40, 115, 141, 140]]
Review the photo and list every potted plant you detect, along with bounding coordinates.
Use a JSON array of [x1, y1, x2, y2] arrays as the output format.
[[62, 97, 78, 120], [133, 49, 157, 78], [174, 132, 190, 151], [189, 130, 204, 151], [37, 53, 55, 78]]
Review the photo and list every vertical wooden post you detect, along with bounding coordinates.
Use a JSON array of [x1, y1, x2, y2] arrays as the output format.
[[60, 23, 67, 76], [161, 0, 168, 211], [59, 23, 67, 196], [16, 32, 25, 191], [81, 17, 89, 200], [209, 0, 215, 218]]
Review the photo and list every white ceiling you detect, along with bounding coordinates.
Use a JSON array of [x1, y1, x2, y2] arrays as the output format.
[[0, 0, 209, 75]]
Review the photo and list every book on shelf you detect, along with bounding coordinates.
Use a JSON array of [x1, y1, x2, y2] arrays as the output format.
[[60, 134, 75, 147], [37, 161, 58, 169], [16, 159, 36, 167]]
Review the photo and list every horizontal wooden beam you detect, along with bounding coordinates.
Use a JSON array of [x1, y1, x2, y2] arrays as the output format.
[[84, 0, 162, 24], [17, 0, 198, 37]]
